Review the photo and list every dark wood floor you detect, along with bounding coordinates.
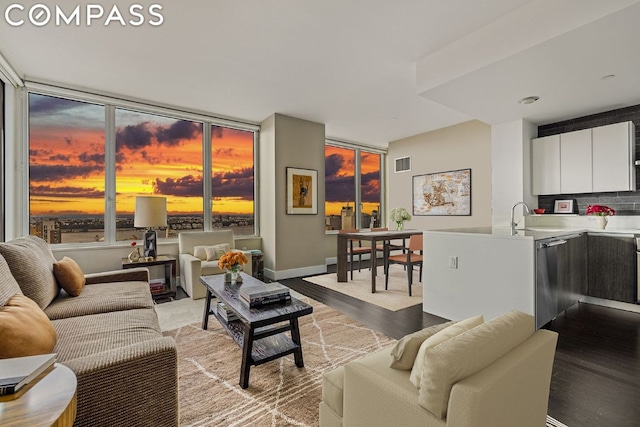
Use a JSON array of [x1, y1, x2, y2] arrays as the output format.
[[280, 264, 640, 427]]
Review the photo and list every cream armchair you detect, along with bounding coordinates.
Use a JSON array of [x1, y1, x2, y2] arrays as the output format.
[[320, 311, 558, 427], [178, 230, 252, 299]]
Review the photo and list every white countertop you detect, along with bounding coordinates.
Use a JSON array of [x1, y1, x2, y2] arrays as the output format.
[[425, 226, 639, 241]]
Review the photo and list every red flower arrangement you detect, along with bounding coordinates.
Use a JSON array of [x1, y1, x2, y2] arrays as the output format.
[[586, 205, 615, 217], [131, 241, 137, 247]]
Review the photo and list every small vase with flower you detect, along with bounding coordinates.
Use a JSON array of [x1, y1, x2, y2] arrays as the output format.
[[586, 204, 615, 230], [218, 251, 249, 284]]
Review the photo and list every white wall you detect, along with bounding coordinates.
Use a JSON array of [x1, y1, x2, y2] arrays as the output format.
[[387, 120, 492, 230], [491, 119, 537, 227], [423, 231, 535, 321]]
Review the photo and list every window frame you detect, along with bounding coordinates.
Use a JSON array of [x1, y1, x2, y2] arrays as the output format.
[[23, 83, 259, 247], [324, 139, 386, 232]]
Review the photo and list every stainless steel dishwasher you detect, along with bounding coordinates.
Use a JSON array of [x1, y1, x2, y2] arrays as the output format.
[[535, 234, 583, 329]]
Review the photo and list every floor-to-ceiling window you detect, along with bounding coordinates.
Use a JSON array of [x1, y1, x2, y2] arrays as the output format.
[[28, 93, 106, 244], [324, 143, 383, 230], [211, 125, 255, 235], [115, 109, 203, 241], [28, 90, 257, 245]]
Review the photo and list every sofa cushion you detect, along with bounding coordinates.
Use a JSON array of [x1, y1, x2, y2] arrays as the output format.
[[418, 310, 535, 419], [44, 281, 153, 320], [0, 236, 59, 309], [409, 315, 483, 387], [390, 321, 456, 370], [0, 294, 57, 358], [52, 308, 162, 362], [201, 260, 225, 276], [53, 256, 86, 297], [205, 243, 230, 261], [0, 255, 23, 307]]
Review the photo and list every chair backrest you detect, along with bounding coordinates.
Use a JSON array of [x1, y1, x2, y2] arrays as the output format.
[[371, 227, 388, 232], [408, 234, 422, 251], [339, 229, 360, 242], [178, 230, 235, 255]]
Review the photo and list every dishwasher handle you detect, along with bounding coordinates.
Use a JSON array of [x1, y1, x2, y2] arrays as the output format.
[[538, 239, 567, 249]]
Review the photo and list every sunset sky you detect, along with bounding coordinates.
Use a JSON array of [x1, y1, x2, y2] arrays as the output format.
[[29, 93, 255, 217], [325, 145, 381, 216]]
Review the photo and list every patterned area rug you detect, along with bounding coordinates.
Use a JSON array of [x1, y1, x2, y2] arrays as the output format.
[[303, 264, 423, 311], [547, 415, 569, 427], [164, 295, 394, 426]]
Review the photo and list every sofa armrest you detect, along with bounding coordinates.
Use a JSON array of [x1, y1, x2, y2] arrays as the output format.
[[61, 337, 177, 427], [84, 267, 150, 285], [446, 330, 558, 427]]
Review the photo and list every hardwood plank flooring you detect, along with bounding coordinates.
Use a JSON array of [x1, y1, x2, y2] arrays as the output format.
[[280, 263, 640, 427]]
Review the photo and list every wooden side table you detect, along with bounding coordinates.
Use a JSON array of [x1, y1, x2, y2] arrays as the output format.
[[122, 254, 177, 301], [0, 363, 77, 427]]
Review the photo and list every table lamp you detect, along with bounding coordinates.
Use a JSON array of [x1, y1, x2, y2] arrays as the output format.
[[134, 196, 167, 259]]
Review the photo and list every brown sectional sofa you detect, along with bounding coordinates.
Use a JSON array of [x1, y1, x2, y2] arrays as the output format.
[[0, 236, 178, 427]]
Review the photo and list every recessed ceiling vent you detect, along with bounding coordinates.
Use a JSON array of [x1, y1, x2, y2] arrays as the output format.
[[394, 156, 411, 173]]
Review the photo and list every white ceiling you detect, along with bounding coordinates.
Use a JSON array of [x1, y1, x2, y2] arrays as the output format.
[[1, 0, 639, 147]]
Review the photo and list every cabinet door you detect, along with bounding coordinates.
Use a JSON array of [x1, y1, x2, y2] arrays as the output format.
[[587, 234, 636, 303], [557, 234, 587, 313], [560, 129, 592, 194], [532, 135, 560, 195], [592, 122, 635, 192]]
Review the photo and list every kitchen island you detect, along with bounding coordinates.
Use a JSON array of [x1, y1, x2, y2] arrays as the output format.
[[423, 225, 640, 328]]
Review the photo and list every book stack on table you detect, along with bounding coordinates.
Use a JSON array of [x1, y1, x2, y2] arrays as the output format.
[[0, 353, 56, 396], [240, 283, 291, 308], [149, 279, 165, 294], [217, 302, 238, 322]]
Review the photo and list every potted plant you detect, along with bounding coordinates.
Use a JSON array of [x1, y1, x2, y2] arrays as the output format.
[[390, 207, 411, 231], [586, 204, 615, 229]]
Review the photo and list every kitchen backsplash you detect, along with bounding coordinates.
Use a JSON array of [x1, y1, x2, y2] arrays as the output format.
[[537, 103, 640, 215]]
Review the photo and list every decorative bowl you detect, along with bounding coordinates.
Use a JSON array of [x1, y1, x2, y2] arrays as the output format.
[[533, 208, 546, 214]]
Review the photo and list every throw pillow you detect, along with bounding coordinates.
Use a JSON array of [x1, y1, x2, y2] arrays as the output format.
[[0, 294, 57, 358], [389, 320, 456, 370], [205, 243, 231, 261], [418, 310, 535, 419], [53, 257, 86, 297], [409, 315, 484, 388], [0, 238, 59, 309], [0, 255, 23, 308], [193, 245, 208, 260]]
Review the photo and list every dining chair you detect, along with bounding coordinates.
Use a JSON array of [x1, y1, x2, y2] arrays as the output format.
[[384, 234, 423, 296], [372, 227, 406, 274], [339, 229, 370, 280]]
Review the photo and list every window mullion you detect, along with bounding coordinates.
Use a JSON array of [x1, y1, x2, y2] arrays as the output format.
[[203, 123, 212, 231], [354, 149, 362, 229], [104, 105, 116, 244]]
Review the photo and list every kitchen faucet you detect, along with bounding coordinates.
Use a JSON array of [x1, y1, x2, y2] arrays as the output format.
[[510, 202, 531, 233]]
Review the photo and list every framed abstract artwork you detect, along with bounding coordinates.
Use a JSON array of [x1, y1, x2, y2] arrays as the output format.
[[286, 167, 318, 214], [412, 168, 471, 216]]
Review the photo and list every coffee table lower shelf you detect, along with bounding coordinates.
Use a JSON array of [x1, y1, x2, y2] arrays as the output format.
[[212, 311, 300, 365]]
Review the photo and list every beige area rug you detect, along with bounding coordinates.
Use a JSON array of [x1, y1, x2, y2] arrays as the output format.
[[154, 297, 205, 331], [164, 296, 394, 427], [303, 264, 423, 311]]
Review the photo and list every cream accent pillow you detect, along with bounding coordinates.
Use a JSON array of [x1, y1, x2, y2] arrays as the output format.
[[53, 256, 86, 297], [389, 321, 456, 370], [193, 245, 208, 260], [0, 294, 57, 358], [205, 243, 231, 261], [409, 315, 484, 388], [418, 310, 535, 419]]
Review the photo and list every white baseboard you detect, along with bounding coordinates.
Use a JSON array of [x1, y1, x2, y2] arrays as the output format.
[[264, 264, 327, 281]]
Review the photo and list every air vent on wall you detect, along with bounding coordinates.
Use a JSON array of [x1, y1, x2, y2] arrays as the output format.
[[394, 156, 411, 173]]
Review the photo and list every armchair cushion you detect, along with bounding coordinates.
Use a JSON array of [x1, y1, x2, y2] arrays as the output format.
[[53, 256, 86, 297], [205, 243, 230, 261], [389, 320, 455, 370], [0, 294, 57, 358], [409, 315, 483, 387], [418, 310, 534, 419]]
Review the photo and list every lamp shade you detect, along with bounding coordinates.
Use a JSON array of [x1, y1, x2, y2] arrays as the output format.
[[134, 196, 167, 228]]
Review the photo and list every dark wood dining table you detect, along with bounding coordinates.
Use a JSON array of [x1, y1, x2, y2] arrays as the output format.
[[336, 229, 423, 293]]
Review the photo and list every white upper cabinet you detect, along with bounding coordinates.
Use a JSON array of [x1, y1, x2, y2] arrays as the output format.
[[532, 134, 561, 195], [592, 122, 636, 192], [531, 121, 635, 195], [560, 129, 592, 194]]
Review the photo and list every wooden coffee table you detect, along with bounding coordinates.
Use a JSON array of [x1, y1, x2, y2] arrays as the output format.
[[200, 273, 313, 388], [0, 363, 77, 427]]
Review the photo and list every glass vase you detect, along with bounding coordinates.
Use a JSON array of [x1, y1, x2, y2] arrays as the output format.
[[396, 221, 404, 231]]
